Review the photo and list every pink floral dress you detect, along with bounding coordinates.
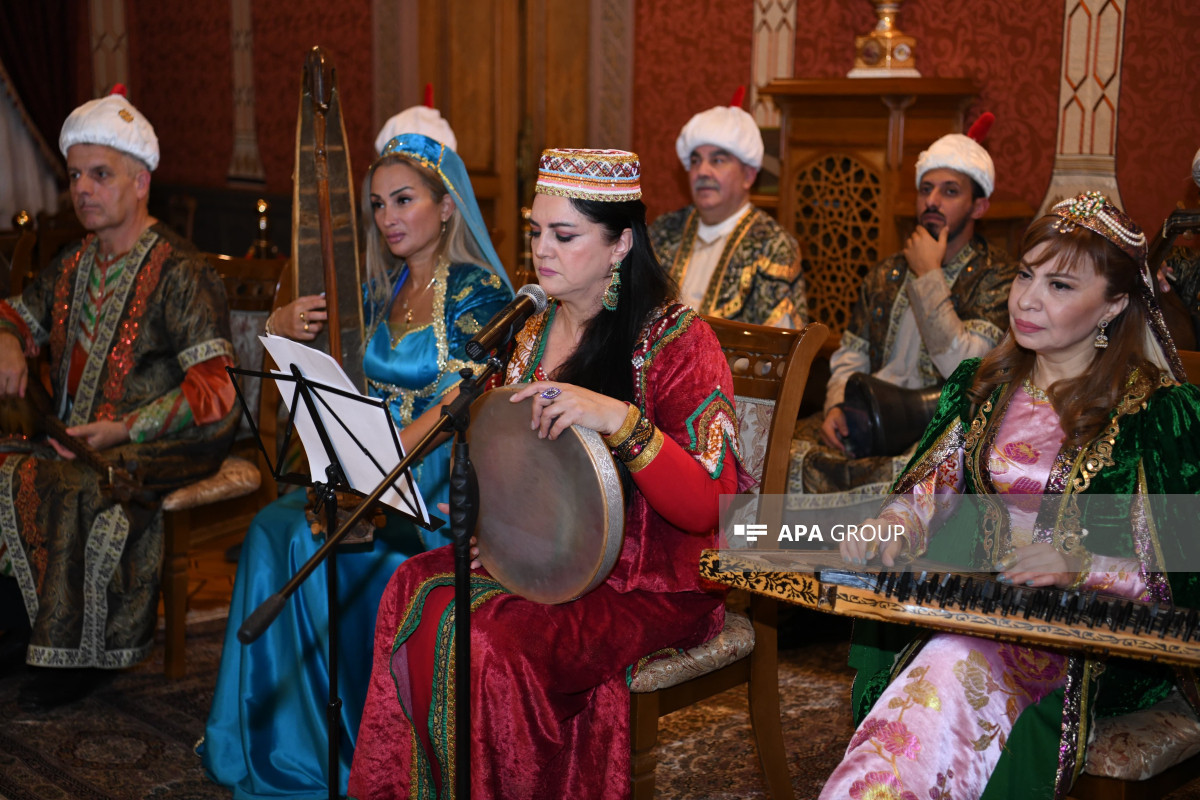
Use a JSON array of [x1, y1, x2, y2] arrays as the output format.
[[820, 384, 1147, 800]]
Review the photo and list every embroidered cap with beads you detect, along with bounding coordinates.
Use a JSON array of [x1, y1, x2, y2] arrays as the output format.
[[535, 149, 641, 202]]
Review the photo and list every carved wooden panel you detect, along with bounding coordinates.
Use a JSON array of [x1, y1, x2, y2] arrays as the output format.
[[792, 152, 883, 335]]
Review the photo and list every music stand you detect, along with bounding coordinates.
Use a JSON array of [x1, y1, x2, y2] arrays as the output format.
[[228, 351, 437, 800]]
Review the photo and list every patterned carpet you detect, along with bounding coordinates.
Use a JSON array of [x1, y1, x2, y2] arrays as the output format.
[[2, 610, 1200, 799], [0, 611, 858, 799]]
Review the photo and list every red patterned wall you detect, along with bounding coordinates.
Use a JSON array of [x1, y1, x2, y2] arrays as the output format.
[[249, 0, 375, 194], [632, 0, 1197, 233], [632, 0, 753, 221], [1117, 0, 1200, 231], [124, 1, 1196, 233], [128, 0, 373, 195], [127, 0, 233, 188]]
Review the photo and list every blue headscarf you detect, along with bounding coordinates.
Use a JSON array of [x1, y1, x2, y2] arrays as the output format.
[[379, 133, 512, 290]]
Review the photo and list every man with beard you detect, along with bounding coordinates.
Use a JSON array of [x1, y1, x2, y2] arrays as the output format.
[[788, 117, 1016, 497], [649, 91, 807, 327]]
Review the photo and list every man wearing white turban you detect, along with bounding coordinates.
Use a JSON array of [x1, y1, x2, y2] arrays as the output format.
[[790, 115, 1018, 497], [0, 87, 238, 711], [649, 93, 807, 327]]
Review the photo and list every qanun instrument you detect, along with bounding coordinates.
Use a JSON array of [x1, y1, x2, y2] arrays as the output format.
[[701, 549, 1200, 667]]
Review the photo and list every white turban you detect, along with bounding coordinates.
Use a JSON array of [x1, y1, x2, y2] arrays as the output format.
[[915, 133, 995, 198], [59, 89, 159, 171], [675, 105, 763, 170], [374, 106, 458, 155]]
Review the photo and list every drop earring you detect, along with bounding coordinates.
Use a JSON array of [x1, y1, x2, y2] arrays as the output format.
[[1094, 319, 1109, 349], [602, 259, 622, 311]]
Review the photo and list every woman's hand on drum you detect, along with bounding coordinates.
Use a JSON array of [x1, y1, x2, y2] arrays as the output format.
[[509, 381, 628, 441], [268, 294, 327, 341], [996, 543, 1075, 588], [839, 517, 905, 567], [436, 502, 482, 568]]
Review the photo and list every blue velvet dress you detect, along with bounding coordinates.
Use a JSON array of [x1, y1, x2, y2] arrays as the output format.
[[201, 261, 511, 799]]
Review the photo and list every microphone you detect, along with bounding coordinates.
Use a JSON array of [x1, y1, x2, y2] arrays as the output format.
[[465, 284, 548, 360]]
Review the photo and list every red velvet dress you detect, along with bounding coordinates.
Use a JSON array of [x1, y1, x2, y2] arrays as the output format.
[[349, 304, 752, 799]]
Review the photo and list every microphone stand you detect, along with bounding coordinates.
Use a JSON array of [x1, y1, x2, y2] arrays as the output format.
[[237, 358, 502, 800]]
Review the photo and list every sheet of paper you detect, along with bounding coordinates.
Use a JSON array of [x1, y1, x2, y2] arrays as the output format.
[[260, 334, 429, 524]]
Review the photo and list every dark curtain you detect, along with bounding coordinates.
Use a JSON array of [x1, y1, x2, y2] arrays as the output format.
[[0, 0, 80, 178]]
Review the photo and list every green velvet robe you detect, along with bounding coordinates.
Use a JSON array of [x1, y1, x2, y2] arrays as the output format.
[[849, 357, 1200, 798]]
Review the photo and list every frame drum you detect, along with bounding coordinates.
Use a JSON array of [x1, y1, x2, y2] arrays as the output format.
[[468, 386, 625, 604]]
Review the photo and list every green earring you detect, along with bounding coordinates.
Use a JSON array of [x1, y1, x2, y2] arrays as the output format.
[[602, 259, 622, 311]]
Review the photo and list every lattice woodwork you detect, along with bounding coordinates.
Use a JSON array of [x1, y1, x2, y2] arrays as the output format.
[[792, 153, 883, 337]]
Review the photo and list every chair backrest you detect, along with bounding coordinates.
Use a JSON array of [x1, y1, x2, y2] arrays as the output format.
[[203, 253, 288, 444], [703, 316, 828, 495]]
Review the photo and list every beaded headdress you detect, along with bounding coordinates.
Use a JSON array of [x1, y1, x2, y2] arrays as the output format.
[[1052, 190, 1148, 266], [1050, 190, 1185, 381], [377, 132, 511, 289], [535, 149, 641, 202]]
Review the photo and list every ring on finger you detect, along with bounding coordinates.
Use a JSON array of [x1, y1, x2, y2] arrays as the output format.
[[299, 311, 306, 322], [304, 322, 311, 333], [539, 387, 562, 400]]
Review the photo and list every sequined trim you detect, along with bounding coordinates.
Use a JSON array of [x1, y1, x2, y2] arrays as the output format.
[[684, 389, 740, 479], [1068, 372, 1156, 494], [1053, 655, 1092, 799], [1134, 461, 1173, 605], [427, 574, 507, 796], [632, 305, 694, 408], [73, 229, 162, 423], [454, 313, 482, 335], [49, 242, 89, 392], [702, 209, 758, 319], [367, 258, 456, 426], [178, 338, 234, 371]]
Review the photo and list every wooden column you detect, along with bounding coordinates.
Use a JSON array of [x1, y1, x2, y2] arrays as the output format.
[[226, 0, 265, 184], [88, 0, 129, 96], [1036, 0, 1129, 215]]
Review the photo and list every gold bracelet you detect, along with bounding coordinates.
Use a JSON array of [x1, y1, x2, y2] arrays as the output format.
[[604, 404, 641, 448], [625, 426, 663, 473]]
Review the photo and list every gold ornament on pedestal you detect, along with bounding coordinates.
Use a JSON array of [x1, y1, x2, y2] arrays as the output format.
[[848, 0, 921, 78]]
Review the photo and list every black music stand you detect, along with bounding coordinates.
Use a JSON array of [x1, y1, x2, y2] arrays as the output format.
[[228, 360, 437, 800]]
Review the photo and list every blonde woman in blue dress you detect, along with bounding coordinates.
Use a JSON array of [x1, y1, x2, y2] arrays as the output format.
[[201, 111, 512, 799]]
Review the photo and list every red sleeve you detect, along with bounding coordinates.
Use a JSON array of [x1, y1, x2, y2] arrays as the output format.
[[630, 442, 739, 534], [180, 355, 237, 425]]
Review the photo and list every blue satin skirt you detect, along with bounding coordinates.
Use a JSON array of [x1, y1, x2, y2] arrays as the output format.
[[200, 490, 427, 798]]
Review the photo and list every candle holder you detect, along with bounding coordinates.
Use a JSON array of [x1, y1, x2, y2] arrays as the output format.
[[848, 0, 921, 78]]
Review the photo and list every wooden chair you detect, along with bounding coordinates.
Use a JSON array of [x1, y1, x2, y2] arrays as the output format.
[[1065, 348, 1200, 798], [628, 317, 828, 800], [0, 211, 36, 295], [157, 254, 287, 678], [33, 210, 87, 274]]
